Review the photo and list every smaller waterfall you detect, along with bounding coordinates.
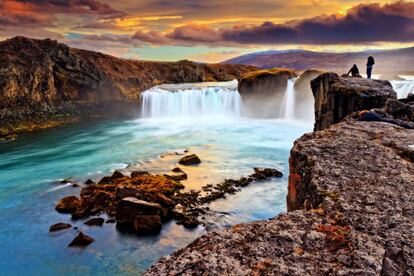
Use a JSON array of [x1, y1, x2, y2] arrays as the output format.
[[279, 78, 297, 119], [391, 80, 414, 99], [140, 81, 242, 118]]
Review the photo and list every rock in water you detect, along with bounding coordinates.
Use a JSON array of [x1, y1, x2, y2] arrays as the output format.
[[311, 72, 396, 131], [178, 154, 201, 165], [111, 170, 125, 179], [116, 197, 162, 235], [68, 232, 94, 247], [238, 69, 297, 118], [49, 223, 72, 232], [84, 217, 105, 226], [55, 196, 80, 213]]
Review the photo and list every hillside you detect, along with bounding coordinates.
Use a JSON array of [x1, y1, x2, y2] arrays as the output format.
[[0, 36, 256, 139], [224, 48, 414, 77]]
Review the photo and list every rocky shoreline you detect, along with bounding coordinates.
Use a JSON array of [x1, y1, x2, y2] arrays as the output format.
[[0, 36, 256, 140], [144, 75, 414, 274], [51, 152, 284, 246]]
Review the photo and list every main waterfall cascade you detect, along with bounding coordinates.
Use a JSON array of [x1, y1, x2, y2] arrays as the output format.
[[140, 80, 242, 118], [140, 79, 300, 120]]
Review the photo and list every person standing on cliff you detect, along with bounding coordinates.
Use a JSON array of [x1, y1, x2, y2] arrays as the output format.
[[366, 56, 375, 79]]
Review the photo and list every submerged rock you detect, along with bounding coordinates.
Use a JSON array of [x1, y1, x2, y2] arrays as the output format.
[[68, 232, 94, 247], [311, 72, 396, 131], [84, 217, 105, 226], [178, 154, 201, 165], [49, 223, 72, 232]]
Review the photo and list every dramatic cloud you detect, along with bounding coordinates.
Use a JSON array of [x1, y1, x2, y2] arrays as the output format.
[[220, 1, 414, 44], [142, 1, 414, 45]]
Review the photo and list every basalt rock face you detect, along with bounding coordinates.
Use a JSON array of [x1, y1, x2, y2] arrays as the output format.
[[145, 121, 414, 275], [0, 36, 256, 138], [238, 68, 297, 118], [311, 72, 396, 131]]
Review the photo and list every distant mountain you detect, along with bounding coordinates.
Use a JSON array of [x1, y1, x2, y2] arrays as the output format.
[[223, 48, 414, 76]]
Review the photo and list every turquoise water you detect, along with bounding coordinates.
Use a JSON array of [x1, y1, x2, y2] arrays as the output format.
[[0, 111, 311, 275]]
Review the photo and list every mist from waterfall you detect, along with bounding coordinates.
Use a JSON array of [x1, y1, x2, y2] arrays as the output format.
[[279, 78, 296, 119], [391, 80, 414, 99]]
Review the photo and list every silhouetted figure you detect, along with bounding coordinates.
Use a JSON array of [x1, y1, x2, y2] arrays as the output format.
[[347, 64, 360, 77], [366, 56, 375, 79]]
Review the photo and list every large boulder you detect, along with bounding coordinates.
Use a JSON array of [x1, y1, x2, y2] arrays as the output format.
[[178, 154, 201, 165], [55, 196, 80, 213], [116, 197, 162, 235], [311, 72, 396, 131], [238, 69, 297, 117], [68, 232, 94, 247]]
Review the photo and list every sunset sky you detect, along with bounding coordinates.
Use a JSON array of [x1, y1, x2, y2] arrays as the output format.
[[1, 0, 414, 62]]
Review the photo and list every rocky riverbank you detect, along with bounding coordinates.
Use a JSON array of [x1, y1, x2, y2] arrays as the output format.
[[0, 36, 256, 140], [51, 152, 283, 245], [144, 75, 414, 274]]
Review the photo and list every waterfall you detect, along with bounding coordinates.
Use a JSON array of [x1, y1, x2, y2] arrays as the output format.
[[140, 81, 242, 118], [390, 80, 414, 99], [279, 78, 297, 119]]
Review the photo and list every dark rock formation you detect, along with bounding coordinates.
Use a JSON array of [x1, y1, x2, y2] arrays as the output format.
[[55, 196, 80, 213], [0, 36, 256, 139], [116, 197, 163, 235], [238, 69, 297, 117], [49, 222, 72, 232], [311, 73, 396, 131], [178, 154, 201, 165], [68, 232, 94, 247], [145, 121, 414, 275], [84, 217, 105, 226], [53, 167, 282, 234]]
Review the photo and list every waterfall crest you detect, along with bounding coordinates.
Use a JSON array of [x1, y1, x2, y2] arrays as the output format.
[[279, 78, 296, 119], [140, 81, 242, 118]]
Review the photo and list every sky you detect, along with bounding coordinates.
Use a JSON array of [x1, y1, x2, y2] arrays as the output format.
[[1, 0, 414, 62]]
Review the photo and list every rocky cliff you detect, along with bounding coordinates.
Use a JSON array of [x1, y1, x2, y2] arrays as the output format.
[[237, 68, 296, 117], [0, 36, 256, 139], [311, 73, 396, 131], [144, 74, 414, 275], [145, 120, 414, 275]]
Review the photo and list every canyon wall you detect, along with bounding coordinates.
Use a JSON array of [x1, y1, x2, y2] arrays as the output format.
[[0, 36, 255, 138]]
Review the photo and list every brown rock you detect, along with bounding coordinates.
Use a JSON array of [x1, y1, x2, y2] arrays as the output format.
[[111, 170, 125, 179], [311, 72, 396, 131], [55, 196, 80, 213], [84, 217, 105, 226], [68, 232, 94, 247], [172, 167, 184, 173], [133, 215, 162, 235], [116, 197, 162, 234], [238, 68, 297, 117], [49, 222, 72, 232], [178, 154, 201, 165], [130, 171, 149, 178]]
